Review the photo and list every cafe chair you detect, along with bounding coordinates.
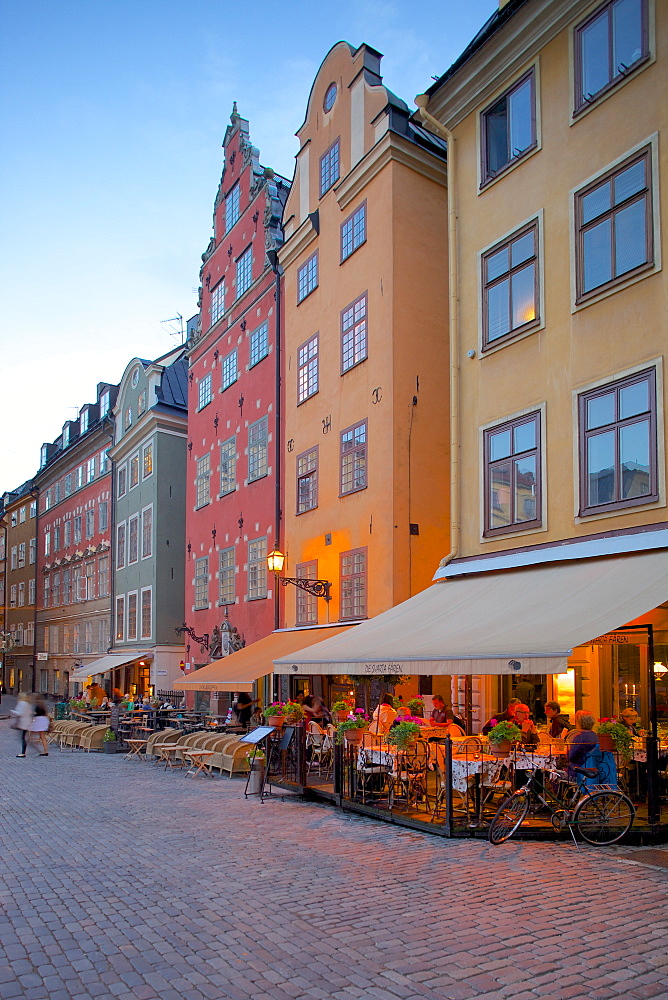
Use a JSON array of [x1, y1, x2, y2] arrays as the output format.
[[357, 747, 393, 804], [306, 722, 332, 777], [431, 761, 472, 822], [389, 739, 429, 812], [459, 736, 483, 752], [479, 760, 514, 817]]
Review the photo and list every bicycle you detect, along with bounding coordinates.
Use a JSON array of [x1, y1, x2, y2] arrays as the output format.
[[487, 761, 635, 846]]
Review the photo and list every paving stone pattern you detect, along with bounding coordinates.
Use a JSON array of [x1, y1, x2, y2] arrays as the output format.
[[0, 713, 667, 1000]]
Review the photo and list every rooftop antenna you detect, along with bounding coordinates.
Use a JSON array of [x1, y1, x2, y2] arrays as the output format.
[[161, 313, 184, 344]]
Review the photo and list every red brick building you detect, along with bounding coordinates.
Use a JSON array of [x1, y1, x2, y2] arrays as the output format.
[[34, 382, 118, 698], [185, 106, 288, 705]]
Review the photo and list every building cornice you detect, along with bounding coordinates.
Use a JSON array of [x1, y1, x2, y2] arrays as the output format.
[[426, 0, 584, 128], [110, 410, 187, 462], [278, 216, 319, 271]]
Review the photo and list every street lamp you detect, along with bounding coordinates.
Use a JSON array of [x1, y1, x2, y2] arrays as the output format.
[[267, 547, 332, 602]]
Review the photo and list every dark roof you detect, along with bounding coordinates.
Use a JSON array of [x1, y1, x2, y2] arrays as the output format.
[[155, 355, 188, 411], [426, 0, 531, 97]]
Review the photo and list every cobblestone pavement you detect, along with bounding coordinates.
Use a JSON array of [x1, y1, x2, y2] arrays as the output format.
[[0, 713, 667, 1000]]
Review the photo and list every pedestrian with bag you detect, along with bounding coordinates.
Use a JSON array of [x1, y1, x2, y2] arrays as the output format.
[[10, 692, 34, 758]]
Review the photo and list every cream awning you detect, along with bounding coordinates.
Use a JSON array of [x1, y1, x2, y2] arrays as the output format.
[[69, 651, 152, 682], [174, 624, 356, 692], [273, 551, 668, 676]]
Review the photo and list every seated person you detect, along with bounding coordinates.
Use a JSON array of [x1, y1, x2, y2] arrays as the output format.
[[512, 704, 539, 747], [544, 700, 574, 740], [482, 698, 521, 735], [430, 695, 465, 730], [619, 708, 642, 736], [368, 695, 397, 735], [566, 710, 600, 779], [234, 692, 258, 726]]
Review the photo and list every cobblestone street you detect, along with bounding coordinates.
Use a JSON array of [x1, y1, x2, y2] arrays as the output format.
[[0, 714, 667, 1000]]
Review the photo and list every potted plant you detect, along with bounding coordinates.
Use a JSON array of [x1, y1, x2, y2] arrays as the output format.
[[595, 719, 634, 754], [263, 702, 287, 727], [284, 701, 305, 724], [102, 728, 117, 754], [68, 698, 87, 713], [407, 698, 424, 718], [335, 711, 369, 744], [385, 721, 421, 750], [487, 720, 522, 755], [331, 700, 353, 722]]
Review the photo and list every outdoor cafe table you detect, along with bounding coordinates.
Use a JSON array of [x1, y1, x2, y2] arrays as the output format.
[[152, 743, 187, 770], [183, 749, 215, 778]]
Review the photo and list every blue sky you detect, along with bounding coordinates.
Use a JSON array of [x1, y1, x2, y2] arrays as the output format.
[[0, 0, 496, 489]]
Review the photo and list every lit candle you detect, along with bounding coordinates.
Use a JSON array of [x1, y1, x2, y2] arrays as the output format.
[[632, 684, 636, 696], [625, 683, 628, 696]]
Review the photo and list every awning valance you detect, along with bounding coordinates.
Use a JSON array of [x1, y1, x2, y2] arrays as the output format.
[[70, 651, 152, 682], [175, 624, 356, 692], [273, 551, 668, 676]]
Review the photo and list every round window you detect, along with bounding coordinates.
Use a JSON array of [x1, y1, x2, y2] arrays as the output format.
[[131, 367, 140, 388], [323, 82, 337, 114]]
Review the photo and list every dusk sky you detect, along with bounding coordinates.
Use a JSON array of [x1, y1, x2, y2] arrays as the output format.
[[0, 0, 497, 489]]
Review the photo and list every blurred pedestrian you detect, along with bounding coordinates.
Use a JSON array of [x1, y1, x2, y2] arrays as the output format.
[[10, 692, 34, 757], [30, 694, 50, 755]]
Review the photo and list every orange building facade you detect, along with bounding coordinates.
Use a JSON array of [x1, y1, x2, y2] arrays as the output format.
[[277, 43, 451, 702]]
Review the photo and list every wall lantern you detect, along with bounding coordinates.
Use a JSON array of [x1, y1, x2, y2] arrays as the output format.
[[267, 547, 331, 602]]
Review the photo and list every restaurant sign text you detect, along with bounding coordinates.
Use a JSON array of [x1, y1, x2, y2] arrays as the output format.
[[591, 632, 647, 645]]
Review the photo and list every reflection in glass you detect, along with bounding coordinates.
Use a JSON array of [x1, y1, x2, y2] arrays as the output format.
[[582, 181, 610, 224], [514, 420, 536, 453], [581, 15, 609, 99], [620, 420, 650, 498], [512, 264, 536, 328], [613, 0, 643, 75], [583, 219, 612, 291], [614, 159, 645, 205], [490, 429, 511, 461], [619, 379, 648, 419], [490, 462, 511, 528], [487, 247, 508, 283], [587, 392, 615, 430], [509, 77, 533, 157], [587, 430, 615, 505], [488, 281, 510, 341], [515, 456, 536, 522], [511, 231, 534, 267]]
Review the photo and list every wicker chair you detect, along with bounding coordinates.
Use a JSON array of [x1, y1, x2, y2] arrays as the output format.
[[78, 725, 109, 752]]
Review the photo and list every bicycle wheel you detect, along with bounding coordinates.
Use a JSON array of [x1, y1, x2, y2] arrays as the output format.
[[488, 791, 530, 844], [573, 790, 635, 845]]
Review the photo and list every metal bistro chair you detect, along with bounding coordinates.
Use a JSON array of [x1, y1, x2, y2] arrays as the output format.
[[306, 722, 331, 777], [389, 739, 430, 812], [357, 746, 393, 805]]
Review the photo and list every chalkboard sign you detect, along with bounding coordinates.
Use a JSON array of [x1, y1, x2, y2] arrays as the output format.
[[279, 726, 295, 750]]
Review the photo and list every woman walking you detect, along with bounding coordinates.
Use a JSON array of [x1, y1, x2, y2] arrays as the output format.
[[30, 694, 50, 756], [11, 692, 34, 757]]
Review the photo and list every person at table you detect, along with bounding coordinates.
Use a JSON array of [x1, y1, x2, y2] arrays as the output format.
[[544, 701, 574, 740], [368, 695, 397, 735], [620, 708, 643, 736], [430, 696, 465, 731], [566, 710, 600, 779], [511, 704, 539, 747], [233, 692, 258, 726], [482, 698, 522, 735], [302, 695, 331, 728]]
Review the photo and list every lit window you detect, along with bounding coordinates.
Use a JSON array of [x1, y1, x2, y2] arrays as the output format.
[[575, 0, 648, 114], [220, 437, 236, 496], [249, 322, 268, 368], [482, 222, 539, 349], [341, 202, 366, 261], [248, 417, 268, 482], [578, 368, 657, 516], [129, 454, 139, 489], [143, 443, 153, 478], [341, 294, 367, 372], [210, 281, 225, 326], [297, 447, 318, 513], [137, 389, 147, 416], [340, 420, 367, 495], [221, 349, 238, 391], [298, 335, 318, 403], [297, 253, 318, 302], [194, 558, 209, 609], [340, 548, 367, 620], [484, 412, 541, 535], [481, 70, 536, 185], [236, 246, 253, 298], [198, 373, 212, 409], [225, 183, 240, 232], [320, 139, 340, 196], [575, 147, 652, 302], [219, 547, 235, 605], [248, 537, 267, 600]]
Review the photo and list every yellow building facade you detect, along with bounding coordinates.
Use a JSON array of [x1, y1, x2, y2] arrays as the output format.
[[277, 42, 451, 702], [421, 0, 668, 726]]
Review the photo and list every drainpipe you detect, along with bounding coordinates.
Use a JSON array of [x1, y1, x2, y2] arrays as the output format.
[[268, 250, 283, 633], [30, 484, 39, 694], [414, 96, 459, 569]]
